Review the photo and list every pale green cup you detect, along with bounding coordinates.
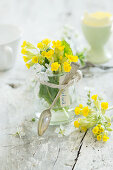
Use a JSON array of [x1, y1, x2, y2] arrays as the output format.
[[82, 20, 112, 64]]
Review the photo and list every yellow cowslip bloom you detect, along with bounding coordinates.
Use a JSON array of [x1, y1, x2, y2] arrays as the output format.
[[46, 49, 54, 58], [103, 135, 109, 142], [97, 135, 102, 141], [37, 42, 44, 49], [21, 40, 27, 47], [101, 102, 108, 110], [74, 120, 80, 128], [65, 54, 78, 62], [92, 126, 99, 134], [97, 124, 101, 128], [82, 106, 89, 117], [81, 127, 87, 132], [75, 107, 80, 115], [91, 94, 98, 101], [79, 104, 83, 108], [42, 50, 54, 59], [32, 56, 38, 63], [60, 56, 63, 60], [21, 48, 27, 55], [58, 45, 65, 51], [23, 56, 30, 63], [52, 40, 61, 48], [63, 62, 71, 72], [51, 62, 60, 71], [52, 40, 64, 51], [26, 63, 30, 69], [100, 127, 104, 132], [97, 129, 101, 134], [42, 38, 51, 45]]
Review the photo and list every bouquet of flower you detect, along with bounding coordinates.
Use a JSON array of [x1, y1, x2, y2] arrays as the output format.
[[21, 39, 84, 111]]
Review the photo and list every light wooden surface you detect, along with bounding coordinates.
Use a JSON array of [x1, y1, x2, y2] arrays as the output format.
[[0, 0, 113, 170]]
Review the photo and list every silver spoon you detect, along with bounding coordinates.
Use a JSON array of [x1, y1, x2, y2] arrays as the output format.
[[38, 63, 80, 136]]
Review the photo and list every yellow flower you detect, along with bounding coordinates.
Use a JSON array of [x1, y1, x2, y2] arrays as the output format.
[[65, 54, 78, 62], [52, 40, 64, 51], [21, 48, 27, 54], [75, 107, 80, 115], [97, 135, 102, 141], [42, 38, 51, 45], [97, 130, 101, 134], [74, 120, 80, 128], [58, 45, 65, 51], [51, 62, 60, 71], [92, 126, 99, 134], [81, 127, 87, 132], [82, 106, 89, 117], [91, 94, 98, 101], [52, 40, 61, 48], [63, 62, 71, 72], [23, 56, 29, 63], [79, 104, 83, 108], [100, 127, 104, 132], [103, 135, 109, 142], [26, 63, 30, 69], [97, 124, 101, 128], [37, 42, 44, 49], [21, 41, 27, 47], [42, 50, 54, 59], [101, 102, 108, 110], [32, 56, 38, 63], [60, 56, 63, 60]]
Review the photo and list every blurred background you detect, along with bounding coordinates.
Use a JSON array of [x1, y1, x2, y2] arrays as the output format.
[[0, 0, 113, 41]]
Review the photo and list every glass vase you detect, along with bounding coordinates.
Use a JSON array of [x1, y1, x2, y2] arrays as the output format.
[[36, 71, 78, 125]]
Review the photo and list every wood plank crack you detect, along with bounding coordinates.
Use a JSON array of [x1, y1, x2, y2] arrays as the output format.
[[72, 130, 88, 170], [53, 148, 60, 168]]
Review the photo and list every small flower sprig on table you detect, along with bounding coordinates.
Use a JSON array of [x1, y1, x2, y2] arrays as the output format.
[[74, 92, 113, 142]]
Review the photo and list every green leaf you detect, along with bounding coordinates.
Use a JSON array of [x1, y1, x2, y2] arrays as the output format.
[[61, 40, 73, 55], [106, 128, 113, 131]]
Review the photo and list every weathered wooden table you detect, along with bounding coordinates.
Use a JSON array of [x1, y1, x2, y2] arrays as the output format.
[[0, 0, 113, 170]]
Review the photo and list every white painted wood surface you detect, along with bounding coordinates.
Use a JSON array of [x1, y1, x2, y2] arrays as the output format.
[[0, 0, 113, 170]]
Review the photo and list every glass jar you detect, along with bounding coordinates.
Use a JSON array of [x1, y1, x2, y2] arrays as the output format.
[[35, 71, 78, 125]]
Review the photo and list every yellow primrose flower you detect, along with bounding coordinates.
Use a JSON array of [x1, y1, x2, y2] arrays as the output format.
[[60, 56, 63, 60], [97, 135, 102, 141], [91, 94, 98, 101], [51, 62, 60, 71], [26, 63, 30, 69], [23, 56, 29, 63], [101, 102, 108, 110], [97, 130, 101, 134], [100, 127, 104, 132], [37, 42, 44, 49], [81, 127, 87, 132], [63, 62, 71, 72], [65, 54, 78, 62], [52, 40, 61, 48], [97, 124, 101, 128], [75, 107, 80, 115], [92, 126, 99, 134], [32, 56, 38, 63], [58, 45, 65, 51], [74, 120, 80, 128], [42, 38, 51, 45], [79, 104, 83, 108], [21, 48, 27, 55], [103, 135, 109, 142], [21, 40, 27, 47], [52, 40, 64, 51], [82, 106, 89, 117]]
